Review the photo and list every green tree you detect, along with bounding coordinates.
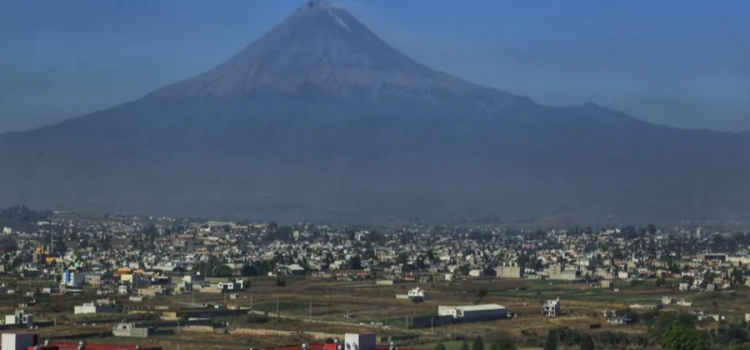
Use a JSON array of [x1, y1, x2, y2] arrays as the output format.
[[434, 343, 447, 350], [580, 334, 594, 350], [477, 288, 488, 299], [241, 263, 258, 276], [0, 236, 18, 252], [348, 256, 362, 270], [649, 312, 682, 340], [656, 277, 666, 287], [660, 325, 705, 350], [544, 329, 558, 350], [489, 330, 517, 350], [459, 341, 469, 350], [472, 336, 484, 350]]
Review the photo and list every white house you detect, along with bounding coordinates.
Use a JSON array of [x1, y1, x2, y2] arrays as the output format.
[[407, 287, 429, 299], [543, 298, 560, 317], [118, 285, 130, 295], [217, 279, 247, 292], [4, 309, 33, 326], [74, 303, 120, 315]]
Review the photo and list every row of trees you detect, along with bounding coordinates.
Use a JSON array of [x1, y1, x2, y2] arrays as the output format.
[[435, 334, 518, 350], [430, 311, 750, 350]]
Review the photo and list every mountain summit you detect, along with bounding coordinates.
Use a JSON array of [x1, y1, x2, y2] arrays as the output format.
[[151, 0, 526, 109], [0, 2, 748, 223]]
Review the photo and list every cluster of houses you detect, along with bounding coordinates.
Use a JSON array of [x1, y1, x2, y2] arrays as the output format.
[[0, 213, 748, 309]]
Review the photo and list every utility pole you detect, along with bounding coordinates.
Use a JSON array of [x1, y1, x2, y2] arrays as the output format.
[[309, 301, 312, 320], [276, 298, 279, 321]]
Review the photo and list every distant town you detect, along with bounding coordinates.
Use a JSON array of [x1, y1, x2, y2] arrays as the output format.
[[0, 204, 748, 349]]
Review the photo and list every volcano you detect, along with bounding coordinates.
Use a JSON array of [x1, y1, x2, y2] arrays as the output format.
[[1, 0, 749, 222]]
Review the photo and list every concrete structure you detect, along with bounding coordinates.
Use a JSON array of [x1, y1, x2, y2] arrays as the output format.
[[275, 264, 306, 276], [600, 280, 612, 288], [344, 333, 376, 350], [113, 322, 151, 338], [2, 333, 38, 350], [119, 285, 131, 295], [607, 317, 634, 325], [74, 302, 121, 315], [559, 270, 579, 281], [217, 279, 247, 291], [138, 285, 172, 297], [407, 287, 429, 299], [438, 304, 507, 321], [543, 298, 560, 317], [496, 265, 523, 279], [4, 309, 33, 326], [548, 264, 563, 279], [63, 269, 85, 288]]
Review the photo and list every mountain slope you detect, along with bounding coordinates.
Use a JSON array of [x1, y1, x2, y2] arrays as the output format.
[[1, 0, 749, 223]]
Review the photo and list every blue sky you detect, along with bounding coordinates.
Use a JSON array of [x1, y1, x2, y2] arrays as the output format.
[[0, 0, 748, 132]]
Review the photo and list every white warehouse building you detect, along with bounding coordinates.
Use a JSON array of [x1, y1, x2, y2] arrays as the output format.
[[438, 304, 507, 321], [74, 303, 121, 315]]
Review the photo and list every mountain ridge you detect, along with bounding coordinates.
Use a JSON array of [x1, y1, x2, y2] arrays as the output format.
[[0, 1, 748, 223]]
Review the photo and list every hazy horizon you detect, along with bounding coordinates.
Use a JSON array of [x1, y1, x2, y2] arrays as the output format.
[[1, 0, 749, 133]]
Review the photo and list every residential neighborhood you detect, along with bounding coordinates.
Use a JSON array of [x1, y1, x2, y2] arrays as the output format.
[[2, 205, 750, 349]]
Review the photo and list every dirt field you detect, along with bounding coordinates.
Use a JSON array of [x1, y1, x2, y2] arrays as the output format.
[[3, 274, 749, 349]]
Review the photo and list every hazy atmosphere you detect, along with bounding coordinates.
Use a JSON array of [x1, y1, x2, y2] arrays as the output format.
[[1, 0, 748, 133], [2, 2, 750, 349]]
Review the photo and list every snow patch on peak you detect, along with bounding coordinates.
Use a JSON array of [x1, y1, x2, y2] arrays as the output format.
[[327, 9, 352, 33], [333, 14, 352, 33]]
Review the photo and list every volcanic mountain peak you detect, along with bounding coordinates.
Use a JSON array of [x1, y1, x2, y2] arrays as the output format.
[[150, 0, 522, 106]]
